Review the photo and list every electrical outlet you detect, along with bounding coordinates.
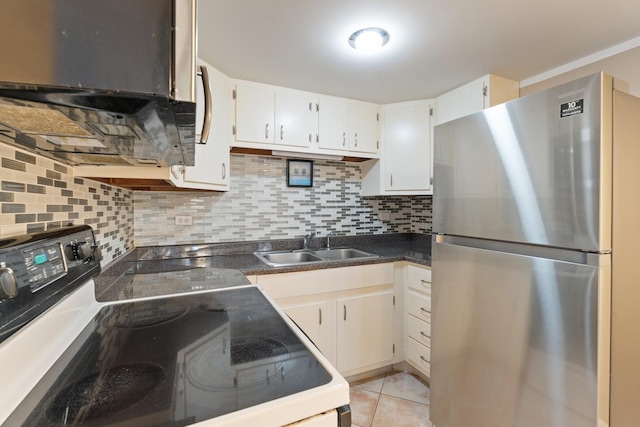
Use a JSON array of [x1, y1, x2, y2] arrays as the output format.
[[175, 215, 193, 225]]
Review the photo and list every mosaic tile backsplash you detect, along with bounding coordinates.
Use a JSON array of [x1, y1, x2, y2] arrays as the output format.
[[0, 142, 133, 265], [134, 154, 433, 246]]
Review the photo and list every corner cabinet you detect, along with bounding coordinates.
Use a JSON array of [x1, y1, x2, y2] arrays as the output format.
[[434, 74, 519, 126], [257, 263, 396, 377], [361, 100, 434, 196]]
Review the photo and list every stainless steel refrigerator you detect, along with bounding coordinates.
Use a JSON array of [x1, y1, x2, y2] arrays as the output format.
[[431, 72, 640, 427]]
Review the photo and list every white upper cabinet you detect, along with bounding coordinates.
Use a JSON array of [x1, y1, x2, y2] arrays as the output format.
[[362, 99, 434, 196], [349, 100, 379, 154], [435, 74, 519, 125], [274, 89, 317, 148], [234, 82, 275, 143], [174, 60, 231, 190], [383, 100, 432, 191], [317, 95, 349, 151], [233, 81, 315, 149], [232, 80, 378, 159]]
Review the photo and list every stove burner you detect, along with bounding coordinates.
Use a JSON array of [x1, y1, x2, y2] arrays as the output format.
[[46, 364, 165, 424]]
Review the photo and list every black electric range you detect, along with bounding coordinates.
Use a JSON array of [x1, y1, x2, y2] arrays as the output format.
[[0, 226, 350, 427]]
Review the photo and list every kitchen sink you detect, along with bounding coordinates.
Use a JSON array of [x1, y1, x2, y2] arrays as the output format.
[[254, 247, 379, 267], [309, 248, 378, 261], [255, 251, 324, 266]]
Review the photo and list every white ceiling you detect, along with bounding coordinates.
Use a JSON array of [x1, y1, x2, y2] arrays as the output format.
[[198, 0, 640, 104]]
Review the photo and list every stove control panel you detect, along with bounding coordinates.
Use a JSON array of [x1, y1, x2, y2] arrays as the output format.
[[23, 243, 66, 293], [0, 225, 101, 343]]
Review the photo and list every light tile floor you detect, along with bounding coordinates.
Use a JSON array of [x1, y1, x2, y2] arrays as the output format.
[[349, 371, 434, 427]]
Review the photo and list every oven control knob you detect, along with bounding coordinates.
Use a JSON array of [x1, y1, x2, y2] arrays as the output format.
[[0, 267, 17, 300], [76, 242, 93, 261], [65, 242, 93, 262]]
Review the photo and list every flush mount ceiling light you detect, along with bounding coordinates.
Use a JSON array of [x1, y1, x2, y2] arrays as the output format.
[[348, 27, 390, 53]]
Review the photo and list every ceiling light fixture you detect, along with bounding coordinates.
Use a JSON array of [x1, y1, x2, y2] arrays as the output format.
[[348, 27, 390, 53]]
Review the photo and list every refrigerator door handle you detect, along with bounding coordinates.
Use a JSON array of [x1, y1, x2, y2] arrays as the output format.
[[434, 234, 609, 267]]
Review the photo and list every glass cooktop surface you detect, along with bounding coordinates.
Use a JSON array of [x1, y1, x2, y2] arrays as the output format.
[[7, 287, 332, 426]]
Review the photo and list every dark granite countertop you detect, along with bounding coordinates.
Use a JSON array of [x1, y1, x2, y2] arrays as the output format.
[[94, 233, 431, 302]]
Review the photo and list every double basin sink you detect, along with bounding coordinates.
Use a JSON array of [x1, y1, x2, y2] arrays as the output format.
[[254, 247, 379, 267]]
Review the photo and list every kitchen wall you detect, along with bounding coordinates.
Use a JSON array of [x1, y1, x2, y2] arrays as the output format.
[[521, 46, 640, 96], [133, 154, 432, 246], [0, 138, 431, 261], [0, 142, 134, 265]]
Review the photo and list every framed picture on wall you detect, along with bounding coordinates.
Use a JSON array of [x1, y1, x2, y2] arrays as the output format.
[[287, 159, 313, 187]]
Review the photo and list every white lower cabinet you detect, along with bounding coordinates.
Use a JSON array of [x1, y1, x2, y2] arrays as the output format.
[[257, 263, 396, 377], [282, 300, 337, 367], [336, 290, 394, 373], [404, 264, 432, 379]]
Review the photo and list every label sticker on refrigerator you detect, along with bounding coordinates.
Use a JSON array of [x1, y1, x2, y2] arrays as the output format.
[[560, 99, 584, 118]]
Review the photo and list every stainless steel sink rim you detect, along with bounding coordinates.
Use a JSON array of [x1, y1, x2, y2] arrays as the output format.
[[254, 247, 379, 267]]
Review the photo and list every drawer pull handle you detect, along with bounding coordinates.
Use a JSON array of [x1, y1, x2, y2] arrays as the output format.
[[420, 331, 429, 339], [420, 307, 429, 314], [420, 279, 429, 286], [344, 305, 347, 321], [319, 308, 322, 325], [420, 355, 429, 363]]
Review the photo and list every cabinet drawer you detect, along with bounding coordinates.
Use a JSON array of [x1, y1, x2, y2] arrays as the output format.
[[407, 337, 430, 376], [407, 314, 431, 347], [407, 265, 431, 295], [407, 290, 431, 322]]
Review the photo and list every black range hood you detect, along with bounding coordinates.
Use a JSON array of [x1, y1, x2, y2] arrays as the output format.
[[0, 0, 201, 167]]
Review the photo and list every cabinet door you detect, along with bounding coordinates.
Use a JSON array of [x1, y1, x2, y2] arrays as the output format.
[[383, 101, 432, 191], [434, 74, 518, 126], [181, 62, 231, 188], [235, 83, 275, 143], [435, 77, 485, 125], [336, 290, 394, 372], [275, 90, 316, 148], [349, 100, 379, 154], [283, 301, 336, 367], [317, 95, 349, 151]]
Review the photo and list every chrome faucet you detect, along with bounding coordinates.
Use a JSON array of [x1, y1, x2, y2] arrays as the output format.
[[303, 232, 316, 249], [326, 232, 333, 249]]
